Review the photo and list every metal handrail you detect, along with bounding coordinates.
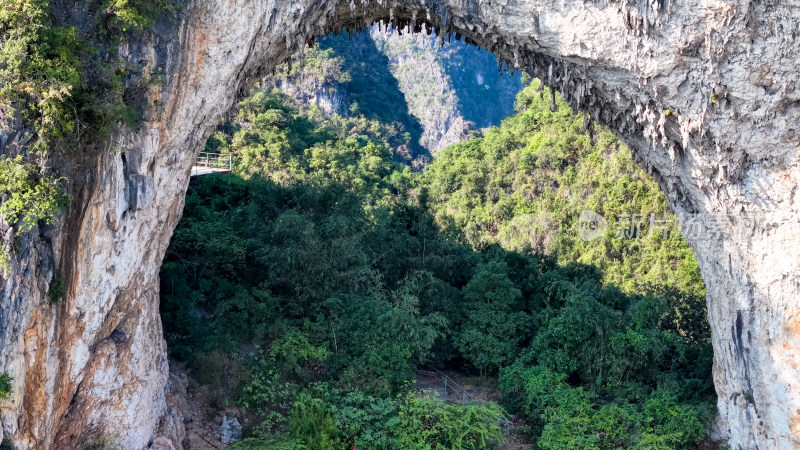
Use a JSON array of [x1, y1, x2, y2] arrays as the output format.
[[417, 367, 469, 402], [416, 367, 513, 420], [194, 152, 233, 170]]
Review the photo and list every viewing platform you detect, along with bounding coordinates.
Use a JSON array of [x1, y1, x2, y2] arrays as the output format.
[[191, 152, 234, 177]]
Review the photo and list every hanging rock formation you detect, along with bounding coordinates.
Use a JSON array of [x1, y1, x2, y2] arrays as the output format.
[[0, 0, 798, 448]]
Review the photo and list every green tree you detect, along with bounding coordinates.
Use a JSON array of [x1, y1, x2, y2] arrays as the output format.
[[456, 261, 528, 375]]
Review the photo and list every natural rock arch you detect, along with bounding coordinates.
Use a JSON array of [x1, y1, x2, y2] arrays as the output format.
[[0, 0, 798, 448]]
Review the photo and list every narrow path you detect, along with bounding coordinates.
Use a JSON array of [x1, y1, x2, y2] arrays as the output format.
[[415, 372, 451, 401]]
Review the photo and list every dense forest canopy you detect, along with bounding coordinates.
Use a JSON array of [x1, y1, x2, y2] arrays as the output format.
[[161, 38, 713, 449]]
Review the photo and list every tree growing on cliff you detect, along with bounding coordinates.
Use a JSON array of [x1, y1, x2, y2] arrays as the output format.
[[0, 372, 11, 401]]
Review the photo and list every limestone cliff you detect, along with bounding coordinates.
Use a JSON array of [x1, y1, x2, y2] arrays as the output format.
[[370, 27, 522, 153], [270, 27, 521, 156], [0, 0, 798, 449]]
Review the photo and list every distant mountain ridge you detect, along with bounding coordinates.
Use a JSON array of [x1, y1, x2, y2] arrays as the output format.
[[272, 26, 523, 156]]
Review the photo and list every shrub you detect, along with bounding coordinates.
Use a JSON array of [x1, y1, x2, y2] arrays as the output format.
[[231, 436, 307, 450], [395, 392, 507, 449], [0, 156, 66, 232], [0, 372, 12, 401], [288, 395, 342, 450]]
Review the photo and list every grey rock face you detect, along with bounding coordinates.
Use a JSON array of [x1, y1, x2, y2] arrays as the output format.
[[0, 0, 798, 449], [275, 78, 349, 117], [370, 27, 522, 153], [217, 416, 242, 445], [148, 437, 179, 450]]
